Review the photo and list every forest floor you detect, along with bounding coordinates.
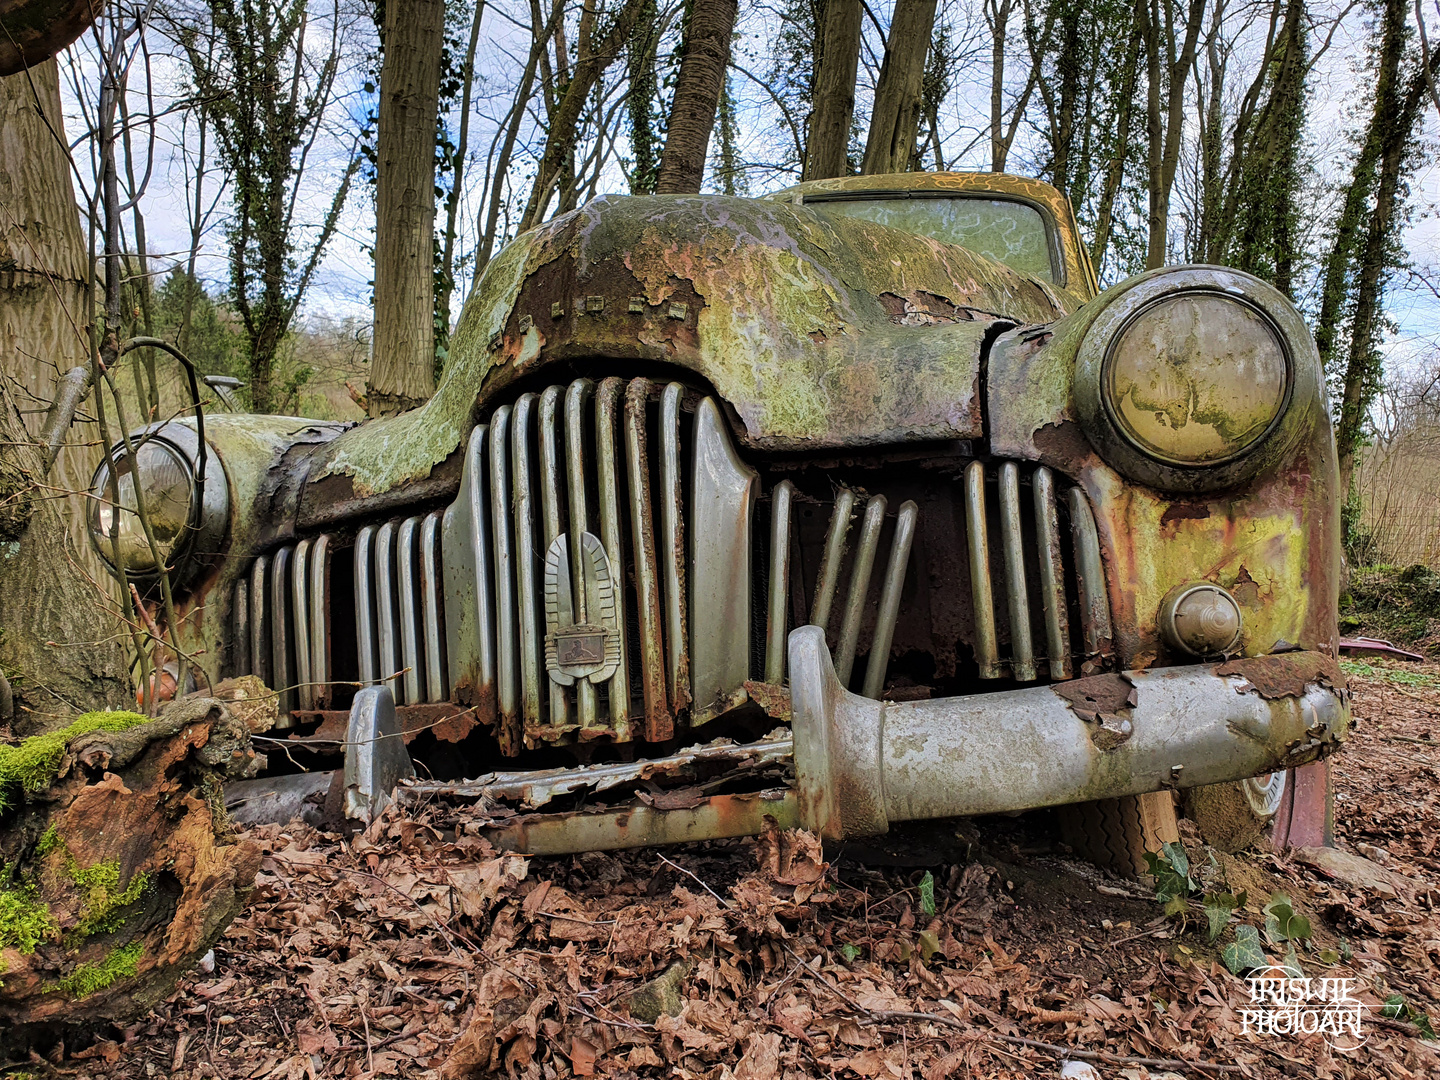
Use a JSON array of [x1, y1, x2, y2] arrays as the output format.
[[21, 659, 1440, 1080]]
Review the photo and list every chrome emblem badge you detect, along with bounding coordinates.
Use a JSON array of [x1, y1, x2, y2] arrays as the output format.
[[543, 532, 622, 685]]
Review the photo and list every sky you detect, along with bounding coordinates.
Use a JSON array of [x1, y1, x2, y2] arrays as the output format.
[[52, 0, 1440, 384]]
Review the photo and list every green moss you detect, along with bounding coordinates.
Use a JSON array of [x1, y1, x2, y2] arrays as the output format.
[[34, 825, 61, 857], [42, 940, 143, 998], [69, 858, 149, 938], [0, 884, 58, 955], [0, 710, 149, 812]]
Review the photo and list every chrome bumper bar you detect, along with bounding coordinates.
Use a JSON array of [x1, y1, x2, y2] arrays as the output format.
[[295, 627, 1348, 855], [788, 625, 1349, 839]]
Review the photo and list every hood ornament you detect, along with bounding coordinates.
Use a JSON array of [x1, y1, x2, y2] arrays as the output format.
[[544, 532, 622, 684]]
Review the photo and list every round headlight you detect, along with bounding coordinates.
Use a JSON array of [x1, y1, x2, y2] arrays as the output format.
[[89, 423, 228, 585], [1073, 268, 1314, 493], [1104, 293, 1289, 466]]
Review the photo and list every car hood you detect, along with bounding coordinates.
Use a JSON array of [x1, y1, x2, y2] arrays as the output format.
[[305, 193, 1082, 509]]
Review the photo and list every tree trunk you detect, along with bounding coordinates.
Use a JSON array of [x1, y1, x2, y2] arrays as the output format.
[[1140, 0, 1207, 269], [0, 699, 261, 1045], [988, 0, 1011, 171], [0, 61, 129, 733], [369, 0, 447, 418], [804, 0, 862, 180], [656, 0, 739, 193], [860, 0, 937, 175]]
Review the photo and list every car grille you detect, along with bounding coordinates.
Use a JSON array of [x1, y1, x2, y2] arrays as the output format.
[[229, 380, 1114, 744]]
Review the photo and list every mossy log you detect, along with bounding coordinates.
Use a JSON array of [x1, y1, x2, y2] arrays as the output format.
[[0, 697, 262, 1046]]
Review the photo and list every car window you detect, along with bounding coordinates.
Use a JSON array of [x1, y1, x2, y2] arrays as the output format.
[[805, 196, 1057, 282]]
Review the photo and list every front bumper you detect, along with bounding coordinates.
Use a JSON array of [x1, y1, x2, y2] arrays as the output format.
[[789, 625, 1349, 839], [274, 626, 1349, 855]]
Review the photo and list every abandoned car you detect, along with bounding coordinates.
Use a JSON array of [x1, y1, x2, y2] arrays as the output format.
[[89, 171, 1349, 872]]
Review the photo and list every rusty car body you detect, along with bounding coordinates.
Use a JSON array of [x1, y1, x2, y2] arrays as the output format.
[[90, 171, 1349, 855]]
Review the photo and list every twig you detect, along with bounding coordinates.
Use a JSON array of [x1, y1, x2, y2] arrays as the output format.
[[537, 909, 617, 926], [656, 852, 733, 909]]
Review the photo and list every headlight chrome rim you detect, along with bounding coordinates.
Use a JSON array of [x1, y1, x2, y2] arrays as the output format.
[[1074, 266, 1319, 494], [89, 422, 229, 588]]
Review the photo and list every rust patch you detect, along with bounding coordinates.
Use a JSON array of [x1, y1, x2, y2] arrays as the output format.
[[1159, 502, 1210, 527], [1214, 652, 1345, 699], [1051, 672, 1136, 721], [743, 680, 792, 722], [288, 703, 482, 746]]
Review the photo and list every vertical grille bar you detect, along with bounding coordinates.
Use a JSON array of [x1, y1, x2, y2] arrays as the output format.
[[441, 426, 496, 719], [354, 526, 379, 685], [595, 378, 631, 729], [565, 379, 598, 729], [537, 387, 565, 543], [812, 489, 856, 632], [270, 546, 294, 714], [249, 555, 269, 687], [863, 499, 918, 699], [374, 522, 400, 700], [965, 461, 1001, 679], [309, 534, 331, 707], [291, 539, 313, 710], [998, 462, 1036, 682], [659, 382, 690, 711], [420, 511, 448, 702], [510, 394, 543, 731], [624, 379, 671, 740], [488, 406, 519, 748], [835, 494, 886, 686], [1032, 468, 1072, 680], [397, 516, 426, 705], [765, 480, 795, 683], [1067, 486, 1114, 672], [232, 578, 250, 678]]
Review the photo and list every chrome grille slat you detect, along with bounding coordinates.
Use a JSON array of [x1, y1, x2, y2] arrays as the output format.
[[232, 578, 250, 677], [374, 521, 400, 700], [291, 539, 313, 710], [248, 555, 268, 687], [863, 499, 918, 700], [420, 512, 447, 702], [270, 546, 293, 714], [511, 394, 544, 730], [835, 494, 886, 686], [441, 426, 495, 718], [537, 387, 572, 728], [595, 378, 631, 729], [964, 461, 1001, 679], [689, 396, 757, 721], [659, 383, 690, 711], [625, 379, 670, 739], [565, 379, 598, 729], [397, 516, 426, 705], [998, 462, 1036, 682], [1033, 468, 1072, 681], [489, 405, 519, 746], [1068, 486, 1114, 672], [812, 488, 856, 632], [355, 526, 379, 685], [308, 535, 330, 706], [765, 480, 795, 684]]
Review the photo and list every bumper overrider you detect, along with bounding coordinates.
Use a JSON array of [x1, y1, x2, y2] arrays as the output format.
[[319, 625, 1348, 855]]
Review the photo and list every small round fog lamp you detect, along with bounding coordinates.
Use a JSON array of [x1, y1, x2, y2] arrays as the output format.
[[1159, 582, 1242, 657]]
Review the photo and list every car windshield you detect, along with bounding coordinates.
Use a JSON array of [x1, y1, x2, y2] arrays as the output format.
[[806, 195, 1057, 282]]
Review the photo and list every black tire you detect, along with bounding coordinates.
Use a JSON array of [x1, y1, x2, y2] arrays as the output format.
[[1058, 791, 1181, 877], [1182, 772, 1288, 853]]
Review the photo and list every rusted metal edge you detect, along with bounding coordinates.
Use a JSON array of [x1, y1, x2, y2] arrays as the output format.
[[396, 735, 793, 809]]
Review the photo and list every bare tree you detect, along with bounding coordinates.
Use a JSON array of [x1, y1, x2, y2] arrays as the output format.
[[1138, 0, 1209, 268], [656, 0, 739, 193], [861, 0, 938, 174], [804, 0, 862, 179], [370, 0, 447, 416]]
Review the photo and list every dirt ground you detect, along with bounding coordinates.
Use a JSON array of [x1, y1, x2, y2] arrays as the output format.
[[12, 660, 1440, 1080]]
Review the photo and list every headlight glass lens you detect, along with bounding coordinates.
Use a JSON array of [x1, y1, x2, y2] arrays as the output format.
[[89, 438, 194, 573], [1103, 293, 1289, 465]]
